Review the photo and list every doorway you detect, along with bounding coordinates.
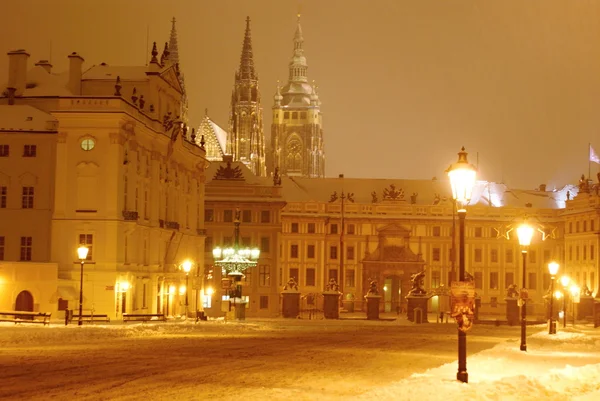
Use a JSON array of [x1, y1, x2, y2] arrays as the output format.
[[15, 291, 34, 312]]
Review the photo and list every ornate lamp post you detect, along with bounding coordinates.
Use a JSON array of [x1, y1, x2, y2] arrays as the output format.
[[560, 275, 570, 328], [516, 221, 534, 351], [446, 146, 477, 384], [181, 260, 192, 318], [547, 261, 559, 334], [569, 284, 580, 327], [76, 244, 89, 327], [212, 209, 260, 320]]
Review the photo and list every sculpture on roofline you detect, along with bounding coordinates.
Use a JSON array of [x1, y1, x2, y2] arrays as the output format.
[[326, 278, 339, 292], [284, 277, 299, 291], [366, 280, 379, 296], [506, 284, 519, 298]]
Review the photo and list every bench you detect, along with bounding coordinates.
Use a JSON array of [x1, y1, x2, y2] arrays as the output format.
[[0, 311, 52, 326], [70, 314, 110, 324], [195, 311, 208, 322], [122, 313, 166, 323]]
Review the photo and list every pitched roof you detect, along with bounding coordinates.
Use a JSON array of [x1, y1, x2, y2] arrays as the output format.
[[82, 65, 148, 81], [0, 105, 58, 131]]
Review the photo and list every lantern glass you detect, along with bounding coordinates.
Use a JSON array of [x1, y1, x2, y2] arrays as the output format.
[[446, 147, 477, 206], [212, 247, 222, 259], [547, 262, 559, 276], [517, 223, 534, 247], [77, 245, 89, 260]]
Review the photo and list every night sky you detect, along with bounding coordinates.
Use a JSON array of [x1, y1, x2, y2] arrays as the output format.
[[2, 0, 600, 190]]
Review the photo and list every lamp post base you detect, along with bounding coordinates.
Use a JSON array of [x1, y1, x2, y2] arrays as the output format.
[[457, 371, 468, 383]]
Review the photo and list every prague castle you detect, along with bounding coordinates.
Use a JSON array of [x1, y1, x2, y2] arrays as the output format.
[[0, 16, 598, 322]]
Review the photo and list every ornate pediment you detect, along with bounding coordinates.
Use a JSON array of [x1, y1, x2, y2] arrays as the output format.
[[159, 66, 183, 93], [213, 161, 244, 181]]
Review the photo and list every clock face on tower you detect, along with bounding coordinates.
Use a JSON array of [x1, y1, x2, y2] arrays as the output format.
[[81, 138, 95, 151]]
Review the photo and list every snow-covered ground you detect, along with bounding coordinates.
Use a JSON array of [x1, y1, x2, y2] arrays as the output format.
[[1, 318, 599, 400]]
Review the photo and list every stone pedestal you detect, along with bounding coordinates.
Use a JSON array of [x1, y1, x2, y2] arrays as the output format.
[[365, 295, 381, 320], [234, 300, 246, 321], [577, 296, 594, 320], [406, 295, 428, 323], [505, 298, 519, 326], [323, 291, 341, 319], [281, 291, 301, 318]]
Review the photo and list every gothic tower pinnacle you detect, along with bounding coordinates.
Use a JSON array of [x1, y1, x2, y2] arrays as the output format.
[[228, 16, 267, 177], [271, 14, 325, 178], [167, 17, 188, 122]]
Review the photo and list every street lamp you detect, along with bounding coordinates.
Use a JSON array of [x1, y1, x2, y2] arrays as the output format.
[[76, 244, 89, 327], [446, 146, 477, 384], [516, 221, 534, 351], [560, 275, 570, 328], [181, 259, 192, 318], [547, 262, 559, 334], [212, 209, 260, 320]]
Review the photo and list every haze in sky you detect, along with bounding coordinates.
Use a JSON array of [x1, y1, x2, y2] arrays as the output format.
[[2, 0, 600, 190]]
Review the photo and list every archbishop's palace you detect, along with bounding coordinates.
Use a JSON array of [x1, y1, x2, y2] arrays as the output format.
[[0, 16, 598, 321]]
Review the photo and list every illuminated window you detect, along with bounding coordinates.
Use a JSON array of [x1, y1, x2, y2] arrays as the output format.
[[81, 138, 95, 151], [20, 236, 32, 261]]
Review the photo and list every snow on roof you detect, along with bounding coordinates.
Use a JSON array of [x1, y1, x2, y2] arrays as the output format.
[[0, 105, 57, 131], [1, 65, 72, 97], [207, 119, 228, 153], [82, 65, 148, 81]]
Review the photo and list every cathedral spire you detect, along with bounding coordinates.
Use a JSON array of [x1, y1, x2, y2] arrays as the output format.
[[289, 13, 308, 83], [238, 16, 256, 80], [168, 17, 180, 65]]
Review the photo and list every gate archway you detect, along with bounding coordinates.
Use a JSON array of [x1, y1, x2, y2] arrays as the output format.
[[15, 290, 34, 312]]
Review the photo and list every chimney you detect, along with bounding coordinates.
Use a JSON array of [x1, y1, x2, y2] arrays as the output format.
[[7, 87, 16, 105], [67, 52, 84, 95], [7, 49, 30, 96], [34, 59, 52, 73], [539, 184, 547, 192]]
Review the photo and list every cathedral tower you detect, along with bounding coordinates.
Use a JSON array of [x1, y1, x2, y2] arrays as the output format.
[[228, 17, 267, 177], [271, 14, 324, 178]]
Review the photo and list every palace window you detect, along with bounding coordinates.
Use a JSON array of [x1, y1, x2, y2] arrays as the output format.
[[345, 269, 355, 288], [261, 210, 271, 223], [490, 249, 498, 263], [330, 224, 338, 234], [259, 295, 269, 309], [0, 145, 8, 157], [205, 237, 212, 251], [528, 273, 537, 290], [474, 249, 482, 263], [505, 272, 514, 288], [79, 234, 93, 260], [543, 250, 551, 264], [529, 250, 537, 263], [20, 236, 32, 261], [490, 272, 499, 290], [242, 210, 251, 223], [431, 271, 441, 288], [290, 244, 299, 258], [328, 269, 338, 282], [205, 209, 214, 222], [347, 224, 355, 235], [592, 245, 595, 260], [307, 244, 315, 259], [259, 265, 270, 287], [21, 187, 34, 209], [224, 210, 233, 222], [432, 247, 441, 262], [0, 186, 6, 208], [584, 246, 587, 261], [289, 268, 299, 282], [330, 246, 338, 260], [432, 226, 441, 237], [474, 227, 482, 237], [260, 237, 270, 253], [474, 272, 483, 289], [592, 220, 596, 232], [584, 221, 588, 232], [505, 249, 513, 263], [308, 223, 316, 234], [0, 236, 4, 260], [23, 145, 37, 157], [306, 268, 316, 286], [291, 223, 299, 233], [347, 246, 355, 260]]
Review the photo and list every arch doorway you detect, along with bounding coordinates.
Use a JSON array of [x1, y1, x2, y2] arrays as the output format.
[[15, 291, 34, 312]]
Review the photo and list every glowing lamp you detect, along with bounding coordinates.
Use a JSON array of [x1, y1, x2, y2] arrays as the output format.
[[547, 262, 559, 276], [212, 247, 222, 259], [206, 287, 214, 296], [569, 284, 579, 297], [554, 291, 562, 299], [77, 245, 89, 260], [250, 248, 260, 260], [446, 147, 477, 207], [182, 260, 192, 273], [517, 223, 534, 247], [560, 276, 570, 288], [119, 282, 130, 292]]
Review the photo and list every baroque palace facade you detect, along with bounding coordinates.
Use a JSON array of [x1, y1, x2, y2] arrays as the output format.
[[1, 16, 600, 320]]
